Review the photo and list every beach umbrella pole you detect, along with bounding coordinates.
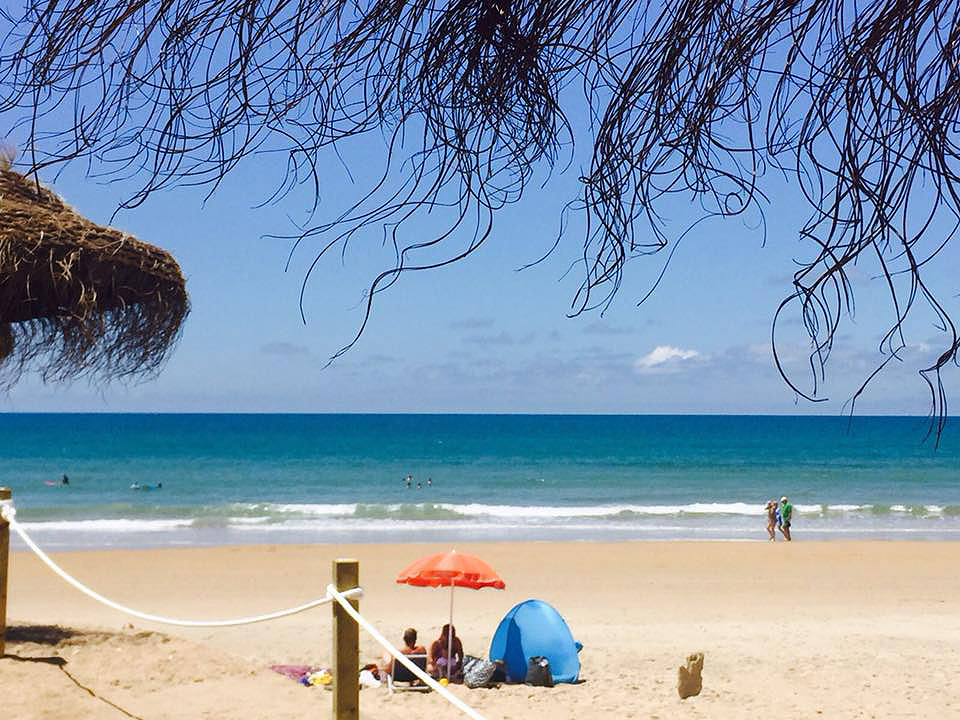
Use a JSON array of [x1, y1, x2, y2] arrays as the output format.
[[448, 583, 454, 680]]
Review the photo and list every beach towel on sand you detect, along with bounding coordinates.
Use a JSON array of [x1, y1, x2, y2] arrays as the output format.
[[270, 664, 314, 682]]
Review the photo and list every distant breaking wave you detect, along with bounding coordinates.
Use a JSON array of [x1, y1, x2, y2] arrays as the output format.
[[12, 500, 960, 550], [8, 500, 959, 557], [17, 501, 960, 530], [247, 501, 960, 521]]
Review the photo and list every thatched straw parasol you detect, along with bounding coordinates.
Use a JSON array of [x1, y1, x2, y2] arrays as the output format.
[[0, 168, 188, 385]]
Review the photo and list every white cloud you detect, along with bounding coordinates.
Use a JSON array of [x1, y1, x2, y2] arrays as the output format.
[[635, 345, 699, 371]]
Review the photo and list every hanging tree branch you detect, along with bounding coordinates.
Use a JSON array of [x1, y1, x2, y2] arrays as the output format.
[[1, 0, 958, 429]]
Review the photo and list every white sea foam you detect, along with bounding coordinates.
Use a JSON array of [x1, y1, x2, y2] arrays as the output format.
[[262, 503, 356, 516], [20, 519, 191, 532], [233, 501, 959, 521], [14, 514, 960, 553], [260, 501, 783, 519], [16, 502, 960, 542], [227, 516, 273, 525], [445, 503, 769, 518]]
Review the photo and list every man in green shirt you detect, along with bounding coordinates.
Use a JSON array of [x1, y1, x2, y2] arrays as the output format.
[[779, 496, 793, 541]]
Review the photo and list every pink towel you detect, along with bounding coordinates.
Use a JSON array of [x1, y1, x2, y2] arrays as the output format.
[[269, 664, 314, 682]]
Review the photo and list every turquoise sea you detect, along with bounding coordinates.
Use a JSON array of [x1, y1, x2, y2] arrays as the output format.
[[2, 414, 959, 550]]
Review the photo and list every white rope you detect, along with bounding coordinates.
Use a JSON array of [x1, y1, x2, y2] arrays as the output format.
[[0, 501, 362, 627], [326, 583, 489, 720]]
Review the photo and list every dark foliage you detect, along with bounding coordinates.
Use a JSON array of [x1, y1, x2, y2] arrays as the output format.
[[0, 0, 957, 428]]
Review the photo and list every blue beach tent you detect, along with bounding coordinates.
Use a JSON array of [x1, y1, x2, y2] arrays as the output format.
[[488, 599, 581, 684]]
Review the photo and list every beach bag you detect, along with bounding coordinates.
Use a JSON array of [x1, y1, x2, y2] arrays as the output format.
[[525, 656, 554, 687], [463, 655, 498, 689]]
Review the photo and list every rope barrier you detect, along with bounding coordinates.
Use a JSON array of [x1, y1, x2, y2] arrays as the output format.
[[3, 499, 490, 720], [326, 583, 489, 720], [0, 501, 362, 627]]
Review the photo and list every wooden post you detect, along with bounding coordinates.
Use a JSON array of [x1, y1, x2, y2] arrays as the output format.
[[0, 487, 10, 657], [332, 559, 359, 720]]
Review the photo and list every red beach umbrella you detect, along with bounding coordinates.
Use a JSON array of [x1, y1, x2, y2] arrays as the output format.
[[397, 550, 505, 679]]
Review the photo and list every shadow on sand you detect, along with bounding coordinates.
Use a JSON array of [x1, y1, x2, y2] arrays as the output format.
[[3, 624, 145, 720]]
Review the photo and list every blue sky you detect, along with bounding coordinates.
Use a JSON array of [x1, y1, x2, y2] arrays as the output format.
[[4, 120, 959, 414]]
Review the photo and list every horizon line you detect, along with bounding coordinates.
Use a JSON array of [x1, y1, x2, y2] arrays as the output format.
[[0, 410, 950, 418]]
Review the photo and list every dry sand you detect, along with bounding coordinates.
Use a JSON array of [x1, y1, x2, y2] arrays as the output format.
[[3, 542, 959, 719]]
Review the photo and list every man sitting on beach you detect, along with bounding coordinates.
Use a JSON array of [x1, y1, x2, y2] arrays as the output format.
[[779, 496, 793, 541], [379, 627, 426, 679]]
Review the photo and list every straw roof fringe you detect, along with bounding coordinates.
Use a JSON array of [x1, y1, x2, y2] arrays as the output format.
[[0, 169, 188, 385]]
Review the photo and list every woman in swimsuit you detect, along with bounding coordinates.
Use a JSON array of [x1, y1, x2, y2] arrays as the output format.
[[765, 500, 778, 541], [428, 624, 464, 680]]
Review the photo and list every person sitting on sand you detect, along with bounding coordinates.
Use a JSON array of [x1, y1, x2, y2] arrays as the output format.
[[428, 624, 464, 680], [765, 500, 778, 541], [378, 627, 427, 679], [779, 496, 793, 541]]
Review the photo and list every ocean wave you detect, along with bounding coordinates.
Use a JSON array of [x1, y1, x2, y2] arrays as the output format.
[[20, 518, 192, 532], [189, 515, 275, 528], [251, 501, 778, 520], [15, 501, 960, 533], [864, 504, 958, 517], [249, 501, 960, 521], [245, 503, 357, 516]]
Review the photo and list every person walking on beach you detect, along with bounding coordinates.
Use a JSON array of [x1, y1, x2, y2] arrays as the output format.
[[765, 500, 778, 541], [779, 496, 793, 541]]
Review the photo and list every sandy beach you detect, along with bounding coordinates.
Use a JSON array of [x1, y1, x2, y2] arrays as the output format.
[[3, 541, 959, 719]]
